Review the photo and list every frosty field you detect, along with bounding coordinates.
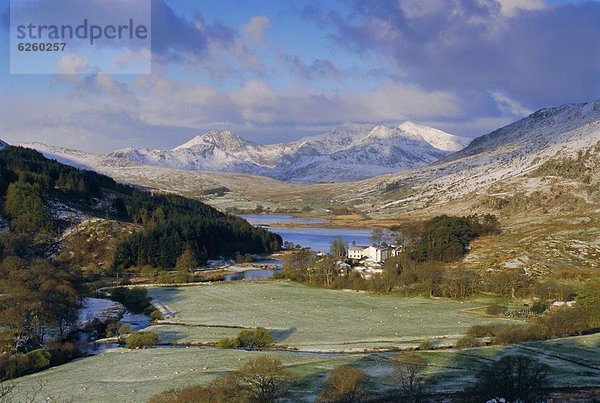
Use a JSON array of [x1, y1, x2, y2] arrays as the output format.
[[11, 282, 600, 402], [14, 334, 600, 402], [146, 281, 515, 351]]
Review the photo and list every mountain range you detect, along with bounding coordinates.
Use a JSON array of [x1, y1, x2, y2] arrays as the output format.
[[108, 122, 471, 182], [10, 99, 600, 215], [6, 99, 600, 282]]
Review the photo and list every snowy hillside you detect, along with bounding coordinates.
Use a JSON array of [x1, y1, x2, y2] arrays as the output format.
[[397, 121, 471, 152], [346, 100, 600, 216], [108, 123, 468, 182]]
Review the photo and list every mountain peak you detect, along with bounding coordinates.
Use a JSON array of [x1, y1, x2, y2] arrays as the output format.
[[172, 130, 252, 151], [398, 121, 471, 152]]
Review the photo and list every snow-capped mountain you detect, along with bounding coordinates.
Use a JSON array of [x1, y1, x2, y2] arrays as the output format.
[[397, 121, 470, 152], [13, 99, 600, 218], [0, 139, 8, 149], [109, 123, 470, 182], [347, 99, 600, 216]]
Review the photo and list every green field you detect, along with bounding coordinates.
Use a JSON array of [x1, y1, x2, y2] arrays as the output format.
[[145, 281, 515, 351], [13, 334, 600, 402]]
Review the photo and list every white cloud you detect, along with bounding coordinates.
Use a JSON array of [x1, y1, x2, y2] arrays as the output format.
[[56, 55, 89, 75], [355, 84, 461, 121], [1, 73, 468, 152], [397, 0, 445, 18], [491, 91, 533, 117], [243, 16, 271, 44], [425, 116, 516, 137], [111, 48, 152, 73], [497, 0, 545, 17]]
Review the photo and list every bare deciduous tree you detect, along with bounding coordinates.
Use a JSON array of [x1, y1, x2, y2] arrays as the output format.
[[391, 352, 429, 403]]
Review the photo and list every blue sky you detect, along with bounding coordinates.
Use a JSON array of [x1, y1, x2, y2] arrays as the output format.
[[0, 0, 598, 152]]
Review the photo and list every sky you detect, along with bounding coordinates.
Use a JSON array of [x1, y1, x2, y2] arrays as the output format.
[[0, 0, 598, 152]]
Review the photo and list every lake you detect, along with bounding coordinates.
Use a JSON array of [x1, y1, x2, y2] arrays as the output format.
[[242, 214, 373, 253]]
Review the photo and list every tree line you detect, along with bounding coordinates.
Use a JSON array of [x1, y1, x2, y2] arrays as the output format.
[[0, 146, 282, 379], [0, 146, 281, 270]]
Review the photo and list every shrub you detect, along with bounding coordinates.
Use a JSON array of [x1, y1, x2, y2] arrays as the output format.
[[417, 340, 433, 350], [150, 310, 163, 321], [531, 301, 548, 315], [0, 348, 55, 379], [105, 321, 120, 338], [543, 306, 587, 338], [493, 323, 547, 345], [318, 365, 368, 402], [118, 323, 133, 336], [467, 323, 510, 337], [455, 335, 482, 349], [48, 342, 79, 365], [235, 327, 274, 349], [149, 356, 291, 403], [126, 332, 159, 349], [216, 337, 239, 349], [27, 349, 51, 370]]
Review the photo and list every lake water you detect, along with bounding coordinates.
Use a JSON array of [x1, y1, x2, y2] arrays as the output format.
[[242, 214, 372, 253]]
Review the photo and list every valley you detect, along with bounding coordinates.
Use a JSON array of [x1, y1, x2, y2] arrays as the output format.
[[3, 1, 599, 401], [2, 99, 600, 402]]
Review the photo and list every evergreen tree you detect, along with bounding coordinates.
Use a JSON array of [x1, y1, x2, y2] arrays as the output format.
[[577, 275, 600, 328]]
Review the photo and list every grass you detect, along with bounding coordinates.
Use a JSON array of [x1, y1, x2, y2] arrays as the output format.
[[146, 281, 516, 351], [10, 348, 360, 403], [13, 334, 600, 402], [10, 281, 600, 402]]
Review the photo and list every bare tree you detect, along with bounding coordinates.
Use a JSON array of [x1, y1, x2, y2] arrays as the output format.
[[390, 352, 430, 403], [464, 355, 550, 402], [148, 357, 291, 403], [329, 237, 347, 259], [370, 229, 387, 246], [233, 356, 291, 402]]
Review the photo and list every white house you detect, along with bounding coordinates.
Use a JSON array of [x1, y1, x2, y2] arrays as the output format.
[[348, 244, 368, 260], [347, 243, 400, 263]]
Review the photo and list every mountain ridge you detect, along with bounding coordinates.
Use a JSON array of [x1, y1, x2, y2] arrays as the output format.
[[108, 122, 470, 182], [11, 99, 600, 219]]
